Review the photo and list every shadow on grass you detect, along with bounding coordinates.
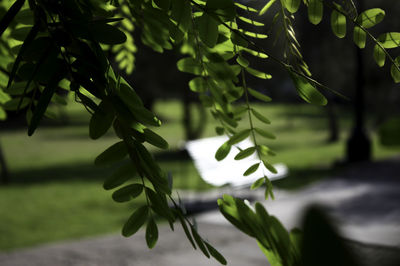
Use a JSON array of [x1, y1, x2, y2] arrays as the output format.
[[272, 166, 340, 190]]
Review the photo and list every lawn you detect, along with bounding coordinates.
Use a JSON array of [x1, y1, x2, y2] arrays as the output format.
[[0, 99, 399, 250]]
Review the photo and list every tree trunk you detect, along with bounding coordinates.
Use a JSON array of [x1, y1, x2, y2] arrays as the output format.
[[0, 141, 9, 185]]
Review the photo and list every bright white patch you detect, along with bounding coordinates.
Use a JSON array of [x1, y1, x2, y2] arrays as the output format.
[[185, 136, 288, 187]]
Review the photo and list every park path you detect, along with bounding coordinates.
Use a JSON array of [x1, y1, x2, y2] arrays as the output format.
[[1, 156, 400, 265]]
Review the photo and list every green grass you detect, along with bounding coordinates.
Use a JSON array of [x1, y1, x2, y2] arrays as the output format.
[[0, 99, 399, 250]]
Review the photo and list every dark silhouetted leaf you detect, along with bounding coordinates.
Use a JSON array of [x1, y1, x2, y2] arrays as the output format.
[[122, 205, 148, 237], [146, 218, 158, 249], [112, 184, 143, 202]]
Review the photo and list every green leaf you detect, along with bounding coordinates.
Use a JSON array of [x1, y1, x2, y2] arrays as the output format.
[[259, 0, 277, 16], [146, 188, 174, 222], [104, 163, 137, 190], [378, 32, 400, 49], [206, 0, 236, 21], [308, 0, 323, 25], [177, 57, 202, 75], [353, 26, 366, 49], [234, 147, 256, 160], [154, 0, 171, 10], [237, 16, 264, 27], [248, 88, 272, 102], [0, 107, 6, 120], [251, 177, 265, 190], [146, 218, 158, 249], [235, 2, 258, 13], [205, 242, 227, 265], [191, 226, 210, 258], [263, 160, 277, 174], [178, 214, 197, 249], [3, 97, 30, 110], [228, 129, 251, 145], [288, 70, 327, 105], [283, 0, 300, 14], [215, 141, 231, 161], [236, 55, 249, 68], [143, 128, 169, 149], [122, 206, 148, 237], [331, 10, 346, 38], [254, 127, 276, 139], [196, 13, 219, 48], [95, 141, 128, 166], [244, 163, 260, 176], [0, 0, 25, 36], [89, 100, 115, 140], [251, 108, 271, 124], [28, 76, 62, 136], [356, 8, 385, 29], [215, 126, 225, 135], [171, 0, 191, 32], [0, 90, 10, 104], [373, 44, 386, 67], [257, 144, 270, 156], [245, 67, 271, 80], [7, 24, 39, 89], [231, 31, 248, 48], [112, 184, 143, 202], [243, 48, 268, 59], [189, 77, 207, 92], [390, 57, 400, 83]]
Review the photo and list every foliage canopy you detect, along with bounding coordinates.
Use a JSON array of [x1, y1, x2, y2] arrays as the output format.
[[0, 0, 399, 265]]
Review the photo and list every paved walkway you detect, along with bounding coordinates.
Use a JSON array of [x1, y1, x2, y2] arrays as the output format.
[[1, 157, 399, 265]]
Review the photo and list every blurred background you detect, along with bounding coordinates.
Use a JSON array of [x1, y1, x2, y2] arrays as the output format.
[[0, 0, 400, 256]]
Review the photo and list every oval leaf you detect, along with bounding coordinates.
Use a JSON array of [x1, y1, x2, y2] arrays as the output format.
[[373, 44, 386, 67], [122, 206, 148, 237], [95, 141, 128, 166], [215, 141, 231, 161], [251, 177, 265, 190], [283, 0, 300, 14], [104, 163, 137, 190], [228, 129, 251, 145], [244, 163, 260, 176], [89, 100, 115, 140], [251, 108, 271, 124], [356, 8, 385, 29], [378, 32, 400, 49], [196, 13, 219, 48], [353, 26, 366, 49], [263, 160, 278, 174], [254, 127, 276, 139], [331, 10, 346, 38], [112, 184, 143, 202], [390, 57, 400, 83], [288, 71, 327, 105], [146, 218, 159, 249], [191, 226, 210, 258], [248, 88, 272, 102], [205, 242, 227, 265], [308, 0, 323, 25], [234, 146, 256, 160], [143, 128, 169, 149]]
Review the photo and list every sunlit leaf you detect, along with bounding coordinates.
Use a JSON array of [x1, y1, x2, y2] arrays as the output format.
[[251, 177, 265, 190], [283, 0, 300, 14], [356, 8, 385, 29], [378, 32, 400, 49], [244, 162, 260, 176], [390, 57, 400, 83], [331, 10, 346, 38], [215, 141, 231, 161], [234, 146, 256, 160], [353, 26, 366, 49], [228, 129, 251, 145], [248, 88, 272, 102], [259, 0, 276, 16], [308, 0, 323, 25], [288, 70, 327, 105], [373, 44, 386, 67]]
